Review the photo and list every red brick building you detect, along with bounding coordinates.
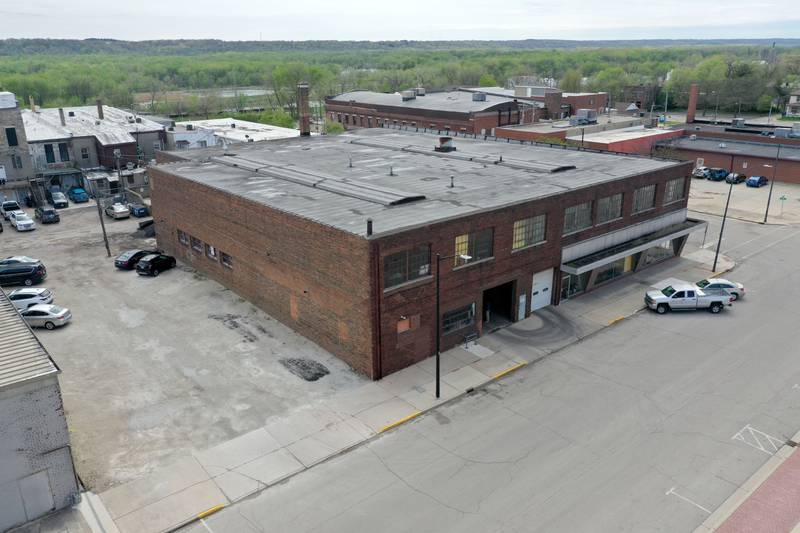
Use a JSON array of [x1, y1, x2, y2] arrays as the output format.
[[460, 86, 608, 120], [325, 90, 534, 135], [153, 130, 703, 379]]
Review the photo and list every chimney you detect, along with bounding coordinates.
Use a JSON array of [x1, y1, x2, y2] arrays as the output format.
[[28, 95, 36, 111], [686, 83, 699, 124], [297, 82, 310, 137], [366, 219, 373, 236], [96, 99, 104, 120], [58, 108, 66, 126]]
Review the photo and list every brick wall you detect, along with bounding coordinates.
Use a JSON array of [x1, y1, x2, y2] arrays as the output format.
[[660, 147, 800, 184], [149, 167, 377, 377]]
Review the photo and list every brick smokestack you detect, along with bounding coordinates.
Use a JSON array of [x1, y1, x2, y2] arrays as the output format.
[[686, 83, 699, 124], [96, 99, 104, 120], [297, 82, 310, 137], [58, 108, 66, 126]]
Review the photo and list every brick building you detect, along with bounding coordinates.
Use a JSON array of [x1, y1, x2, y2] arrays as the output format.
[[153, 129, 703, 379], [325, 90, 533, 135], [0, 92, 34, 201], [460, 86, 608, 120]]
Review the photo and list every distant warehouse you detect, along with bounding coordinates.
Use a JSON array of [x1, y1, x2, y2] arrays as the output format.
[[152, 129, 704, 379]]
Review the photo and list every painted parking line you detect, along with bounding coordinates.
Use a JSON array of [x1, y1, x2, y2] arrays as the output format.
[[732, 424, 784, 456], [200, 518, 215, 533], [666, 486, 711, 514]]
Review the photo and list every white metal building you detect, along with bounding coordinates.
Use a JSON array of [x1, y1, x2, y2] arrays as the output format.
[[0, 289, 79, 530]]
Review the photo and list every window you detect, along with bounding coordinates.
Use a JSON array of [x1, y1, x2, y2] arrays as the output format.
[[383, 245, 431, 289], [454, 228, 493, 266], [11, 154, 23, 169], [44, 144, 55, 164], [442, 303, 476, 334], [153, 141, 162, 151], [633, 184, 656, 214], [190, 236, 203, 253], [597, 193, 623, 224], [221, 252, 233, 269], [127, 175, 135, 185], [81, 147, 89, 159], [177, 229, 189, 245], [5, 127, 18, 147], [58, 142, 69, 162], [205, 244, 218, 261], [563, 201, 593, 235], [198, 140, 207, 148], [664, 178, 685, 204], [512, 214, 547, 250]]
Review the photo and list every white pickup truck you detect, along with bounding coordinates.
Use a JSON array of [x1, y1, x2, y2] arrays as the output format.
[[645, 282, 732, 315]]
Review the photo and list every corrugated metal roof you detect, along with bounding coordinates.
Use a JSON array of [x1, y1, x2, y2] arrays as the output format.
[[0, 289, 59, 389]]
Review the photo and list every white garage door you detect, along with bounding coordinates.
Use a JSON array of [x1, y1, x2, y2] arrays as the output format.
[[531, 269, 553, 311]]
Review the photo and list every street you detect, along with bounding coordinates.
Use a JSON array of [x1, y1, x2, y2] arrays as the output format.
[[184, 215, 800, 533]]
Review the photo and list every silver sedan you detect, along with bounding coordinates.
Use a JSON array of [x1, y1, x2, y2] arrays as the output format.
[[695, 278, 746, 301], [19, 304, 72, 329]]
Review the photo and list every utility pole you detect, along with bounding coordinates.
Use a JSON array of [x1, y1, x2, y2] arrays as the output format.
[[714, 92, 720, 124], [663, 86, 669, 119], [763, 144, 781, 224], [713, 181, 733, 273], [91, 179, 111, 257]]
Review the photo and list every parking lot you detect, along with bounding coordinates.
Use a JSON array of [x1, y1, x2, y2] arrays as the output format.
[[0, 206, 365, 491], [689, 177, 800, 224]]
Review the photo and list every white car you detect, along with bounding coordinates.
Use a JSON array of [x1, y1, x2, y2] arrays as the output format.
[[695, 278, 745, 301], [8, 288, 53, 310], [105, 203, 130, 219], [9, 211, 36, 231], [19, 304, 72, 329]]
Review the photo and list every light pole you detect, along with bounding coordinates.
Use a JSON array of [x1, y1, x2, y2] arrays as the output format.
[[763, 144, 781, 224], [713, 181, 734, 273], [434, 252, 471, 398], [713, 91, 720, 124]]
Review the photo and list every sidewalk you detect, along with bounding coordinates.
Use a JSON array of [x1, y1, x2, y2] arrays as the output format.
[[695, 430, 800, 533], [84, 252, 734, 533]]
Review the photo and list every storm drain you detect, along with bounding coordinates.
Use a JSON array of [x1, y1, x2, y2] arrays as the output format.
[[280, 358, 330, 381]]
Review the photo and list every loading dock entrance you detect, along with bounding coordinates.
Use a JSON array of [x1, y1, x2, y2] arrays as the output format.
[[483, 280, 515, 333], [531, 268, 553, 311]]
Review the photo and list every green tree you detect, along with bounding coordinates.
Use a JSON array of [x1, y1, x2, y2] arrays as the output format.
[[478, 73, 498, 87], [560, 69, 582, 92]]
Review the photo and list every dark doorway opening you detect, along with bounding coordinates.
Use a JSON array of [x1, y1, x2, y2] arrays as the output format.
[[482, 280, 515, 334]]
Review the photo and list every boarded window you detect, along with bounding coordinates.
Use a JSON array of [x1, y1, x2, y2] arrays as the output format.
[[597, 193, 623, 224], [512, 214, 547, 250], [383, 245, 431, 289], [563, 201, 593, 234], [442, 304, 476, 334]]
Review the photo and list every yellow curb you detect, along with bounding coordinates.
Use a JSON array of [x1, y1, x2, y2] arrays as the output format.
[[492, 361, 527, 381], [379, 411, 422, 434], [197, 504, 225, 519], [608, 316, 626, 326]]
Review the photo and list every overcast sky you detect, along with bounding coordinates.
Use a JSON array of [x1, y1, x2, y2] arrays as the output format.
[[2, 0, 797, 41]]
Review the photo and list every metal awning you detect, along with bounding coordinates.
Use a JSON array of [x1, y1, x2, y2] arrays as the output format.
[[561, 218, 707, 275]]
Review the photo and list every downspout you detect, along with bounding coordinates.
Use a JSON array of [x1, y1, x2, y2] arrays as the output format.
[[367, 220, 383, 380]]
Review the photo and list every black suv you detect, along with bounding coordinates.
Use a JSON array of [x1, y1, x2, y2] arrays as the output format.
[[35, 207, 60, 224], [0, 261, 47, 286], [135, 253, 176, 277], [115, 249, 160, 270]]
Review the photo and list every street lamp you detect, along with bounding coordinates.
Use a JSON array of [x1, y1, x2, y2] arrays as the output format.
[[713, 181, 734, 273], [434, 252, 471, 398], [763, 145, 781, 224]]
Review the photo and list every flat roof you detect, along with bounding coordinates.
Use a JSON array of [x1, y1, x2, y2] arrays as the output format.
[[158, 129, 681, 238], [667, 137, 800, 161], [567, 127, 681, 144], [329, 90, 518, 114], [175, 118, 300, 143], [500, 114, 647, 134], [22, 106, 164, 145], [0, 289, 59, 389]]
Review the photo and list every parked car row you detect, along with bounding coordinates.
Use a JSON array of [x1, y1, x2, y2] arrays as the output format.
[[1, 256, 71, 329], [114, 249, 177, 277], [0, 256, 47, 286], [645, 277, 746, 315], [692, 166, 770, 188]]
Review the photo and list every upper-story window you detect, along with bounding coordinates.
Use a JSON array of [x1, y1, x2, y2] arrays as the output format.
[[44, 144, 55, 164], [5, 127, 18, 147], [632, 184, 657, 214], [454, 228, 493, 266], [563, 201, 593, 235], [58, 142, 69, 162], [597, 193, 623, 224], [663, 178, 685, 204], [512, 214, 547, 250], [81, 147, 89, 159], [383, 245, 431, 289]]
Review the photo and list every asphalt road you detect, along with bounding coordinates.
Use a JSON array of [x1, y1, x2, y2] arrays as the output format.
[[186, 216, 800, 533]]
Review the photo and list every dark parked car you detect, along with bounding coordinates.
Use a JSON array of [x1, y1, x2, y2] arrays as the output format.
[[115, 249, 160, 270], [707, 168, 729, 181], [35, 207, 60, 224], [50, 191, 69, 208], [127, 203, 150, 217], [746, 175, 769, 188], [0, 261, 47, 286], [135, 253, 176, 277], [725, 173, 747, 184]]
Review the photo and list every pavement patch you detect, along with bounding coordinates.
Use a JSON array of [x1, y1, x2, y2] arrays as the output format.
[[280, 358, 330, 381]]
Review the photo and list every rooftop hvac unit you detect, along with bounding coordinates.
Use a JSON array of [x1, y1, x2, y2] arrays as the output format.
[[434, 136, 456, 153], [690, 134, 697, 140], [472, 92, 487, 102], [576, 109, 597, 122], [792, 122, 800, 135], [775, 128, 790, 138], [68, 111, 75, 117], [731, 117, 746, 127], [186, 124, 194, 130], [401, 90, 416, 101], [413, 87, 426, 96]]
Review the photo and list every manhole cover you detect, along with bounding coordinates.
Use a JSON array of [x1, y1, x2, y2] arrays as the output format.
[[280, 358, 330, 381]]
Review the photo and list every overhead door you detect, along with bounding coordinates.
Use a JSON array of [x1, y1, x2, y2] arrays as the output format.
[[531, 269, 553, 311]]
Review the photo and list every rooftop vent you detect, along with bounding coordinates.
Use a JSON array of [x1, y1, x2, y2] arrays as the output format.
[[718, 143, 727, 148], [186, 124, 194, 131], [689, 134, 697, 140], [472, 92, 487, 102], [68, 111, 75, 117], [434, 137, 456, 153], [414, 87, 426, 96], [401, 90, 416, 101], [231, 123, 236, 128], [135, 117, 142, 123]]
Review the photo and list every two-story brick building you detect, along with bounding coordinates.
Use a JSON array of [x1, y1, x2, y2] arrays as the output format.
[[0, 92, 34, 201], [152, 129, 703, 379]]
